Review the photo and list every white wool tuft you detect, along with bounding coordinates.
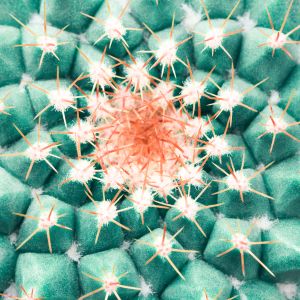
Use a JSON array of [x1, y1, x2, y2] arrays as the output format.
[[3, 282, 18, 299], [139, 277, 153, 297], [252, 215, 278, 230], [31, 188, 44, 197], [268, 90, 281, 105], [237, 12, 257, 32], [9, 232, 18, 245], [229, 276, 245, 290], [19, 73, 33, 89], [188, 252, 197, 261], [277, 283, 298, 300], [78, 33, 88, 43], [181, 4, 202, 32], [66, 242, 82, 262], [216, 213, 225, 220], [29, 13, 44, 26], [121, 240, 131, 251]]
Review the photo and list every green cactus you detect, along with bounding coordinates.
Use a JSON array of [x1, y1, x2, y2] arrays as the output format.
[[0, 0, 300, 299]]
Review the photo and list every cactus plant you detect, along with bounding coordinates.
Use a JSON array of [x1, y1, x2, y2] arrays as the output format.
[[0, 0, 300, 299]]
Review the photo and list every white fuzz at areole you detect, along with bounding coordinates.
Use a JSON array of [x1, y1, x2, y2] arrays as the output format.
[[181, 79, 206, 106], [216, 212, 225, 220], [121, 240, 131, 251], [25, 142, 51, 161], [177, 163, 204, 187], [66, 242, 82, 262], [205, 136, 230, 157], [104, 16, 126, 41], [89, 61, 115, 88], [126, 60, 150, 90], [204, 27, 224, 49], [101, 165, 125, 190], [69, 119, 95, 144], [19, 73, 33, 89], [148, 172, 174, 196], [153, 81, 175, 108], [113, 86, 136, 110], [48, 89, 74, 112], [153, 235, 173, 257], [268, 31, 288, 49], [69, 159, 96, 183], [178, 141, 202, 163], [175, 195, 199, 219], [37, 35, 58, 53], [185, 117, 210, 138], [264, 117, 288, 134], [277, 282, 298, 300], [130, 188, 154, 213], [218, 88, 243, 111], [232, 233, 250, 251], [237, 12, 257, 33], [9, 232, 18, 245], [96, 200, 118, 226], [252, 215, 278, 231], [139, 277, 153, 297], [188, 252, 197, 261], [156, 39, 178, 66], [38, 210, 58, 230], [230, 276, 245, 290], [87, 93, 113, 120], [101, 272, 120, 295], [226, 170, 250, 192]]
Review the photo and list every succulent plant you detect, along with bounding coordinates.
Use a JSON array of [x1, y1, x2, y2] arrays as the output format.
[[0, 0, 300, 299]]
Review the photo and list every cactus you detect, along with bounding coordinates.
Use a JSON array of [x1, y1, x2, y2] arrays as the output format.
[[0, 0, 300, 299]]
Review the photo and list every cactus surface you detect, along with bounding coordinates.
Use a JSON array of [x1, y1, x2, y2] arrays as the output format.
[[0, 0, 300, 299]]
